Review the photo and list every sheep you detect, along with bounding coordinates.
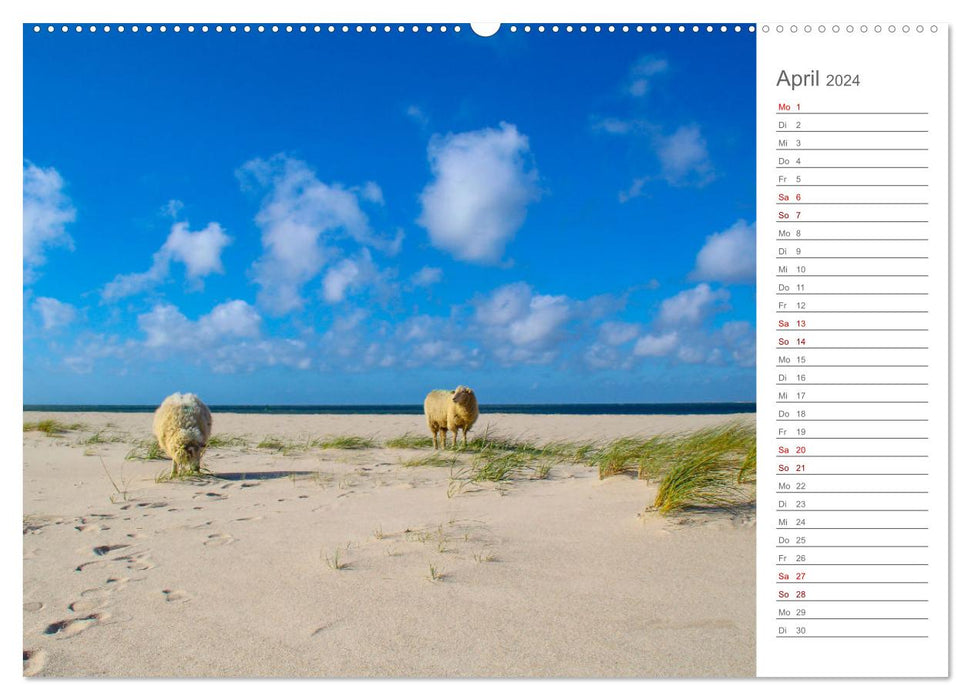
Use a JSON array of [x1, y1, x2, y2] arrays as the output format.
[[152, 392, 213, 478], [424, 385, 479, 449]]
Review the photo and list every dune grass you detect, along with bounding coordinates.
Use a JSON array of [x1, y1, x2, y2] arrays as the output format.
[[653, 451, 749, 513], [314, 435, 376, 450], [125, 439, 167, 461], [80, 430, 126, 445], [446, 449, 553, 497], [402, 453, 459, 469], [648, 423, 756, 513], [385, 433, 432, 449], [256, 434, 376, 454], [24, 419, 85, 436], [207, 434, 249, 449]]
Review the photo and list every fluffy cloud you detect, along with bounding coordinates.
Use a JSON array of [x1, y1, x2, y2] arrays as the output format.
[[655, 125, 714, 186], [131, 299, 310, 373], [691, 220, 756, 284], [599, 321, 641, 346], [624, 283, 753, 368], [239, 155, 401, 313], [410, 266, 443, 287], [23, 161, 76, 282], [474, 282, 574, 364], [633, 331, 679, 357], [658, 283, 730, 327], [321, 250, 384, 304], [418, 123, 540, 265], [102, 221, 231, 301], [627, 55, 669, 97], [34, 297, 77, 330], [139, 299, 261, 349]]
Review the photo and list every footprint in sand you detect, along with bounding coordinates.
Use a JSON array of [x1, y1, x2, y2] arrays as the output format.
[[23, 601, 44, 613], [193, 492, 228, 501], [43, 612, 107, 639], [68, 597, 104, 613], [113, 551, 155, 571], [93, 544, 130, 556], [203, 533, 235, 547], [232, 516, 263, 522], [23, 648, 46, 676], [80, 576, 132, 599], [162, 589, 190, 603]]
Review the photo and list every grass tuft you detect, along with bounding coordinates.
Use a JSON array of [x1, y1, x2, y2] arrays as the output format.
[[646, 423, 756, 513], [24, 419, 85, 436], [402, 453, 459, 469], [125, 439, 167, 461], [385, 434, 432, 449], [314, 435, 376, 450], [257, 434, 376, 454], [323, 547, 348, 571], [80, 431, 125, 445], [207, 434, 249, 449]]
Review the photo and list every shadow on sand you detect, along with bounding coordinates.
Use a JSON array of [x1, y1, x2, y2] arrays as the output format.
[[209, 471, 318, 482]]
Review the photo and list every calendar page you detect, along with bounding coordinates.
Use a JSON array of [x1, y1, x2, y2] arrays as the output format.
[[16, 10, 951, 685]]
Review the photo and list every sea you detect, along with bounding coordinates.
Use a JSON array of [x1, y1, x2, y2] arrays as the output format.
[[24, 403, 755, 416]]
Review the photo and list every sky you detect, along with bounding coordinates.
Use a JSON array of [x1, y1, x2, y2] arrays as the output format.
[[23, 24, 756, 405]]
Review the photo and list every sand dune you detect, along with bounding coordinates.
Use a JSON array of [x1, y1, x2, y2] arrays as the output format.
[[23, 411, 755, 678]]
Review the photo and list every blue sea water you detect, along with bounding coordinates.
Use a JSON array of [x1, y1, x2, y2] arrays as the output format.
[[24, 403, 755, 416]]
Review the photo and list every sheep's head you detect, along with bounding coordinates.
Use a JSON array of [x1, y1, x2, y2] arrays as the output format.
[[452, 385, 476, 407], [173, 442, 205, 473]]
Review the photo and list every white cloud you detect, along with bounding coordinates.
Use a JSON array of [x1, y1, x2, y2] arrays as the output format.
[[418, 123, 540, 265], [34, 297, 77, 330], [321, 250, 382, 304], [139, 300, 261, 349], [599, 321, 640, 346], [691, 220, 756, 284], [474, 282, 574, 364], [410, 266, 443, 287], [129, 299, 310, 374], [239, 155, 398, 313], [23, 161, 76, 281], [719, 320, 756, 367], [627, 55, 669, 97], [102, 221, 231, 301], [655, 125, 714, 186], [633, 332, 679, 357], [658, 283, 730, 327]]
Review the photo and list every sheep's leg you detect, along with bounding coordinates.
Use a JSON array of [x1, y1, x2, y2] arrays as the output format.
[[463, 428, 468, 447], [431, 430, 438, 450], [170, 461, 180, 479]]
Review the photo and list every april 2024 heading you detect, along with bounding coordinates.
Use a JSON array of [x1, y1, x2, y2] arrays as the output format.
[[777, 70, 861, 89]]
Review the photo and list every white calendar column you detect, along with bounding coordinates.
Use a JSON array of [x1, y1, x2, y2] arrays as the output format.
[[755, 23, 948, 677]]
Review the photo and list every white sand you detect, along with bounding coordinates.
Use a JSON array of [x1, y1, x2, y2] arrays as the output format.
[[23, 411, 755, 678]]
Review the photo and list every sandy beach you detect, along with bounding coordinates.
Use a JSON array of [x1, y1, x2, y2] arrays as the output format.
[[23, 410, 755, 678]]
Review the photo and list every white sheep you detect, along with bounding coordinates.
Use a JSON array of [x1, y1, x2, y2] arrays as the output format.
[[152, 393, 213, 477], [424, 385, 479, 449]]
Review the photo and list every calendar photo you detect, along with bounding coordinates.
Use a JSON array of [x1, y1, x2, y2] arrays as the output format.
[[19, 13, 949, 683]]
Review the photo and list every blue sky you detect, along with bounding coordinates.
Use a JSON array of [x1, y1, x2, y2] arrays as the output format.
[[23, 25, 755, 405]]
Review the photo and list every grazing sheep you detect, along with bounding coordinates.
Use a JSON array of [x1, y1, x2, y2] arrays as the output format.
[[424, 385, 479, 449], [153, 393, 212, 477]]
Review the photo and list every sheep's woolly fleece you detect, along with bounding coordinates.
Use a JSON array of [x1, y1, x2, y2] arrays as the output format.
[[153, 392, 213, 475], [423, 386, 479, 449]]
